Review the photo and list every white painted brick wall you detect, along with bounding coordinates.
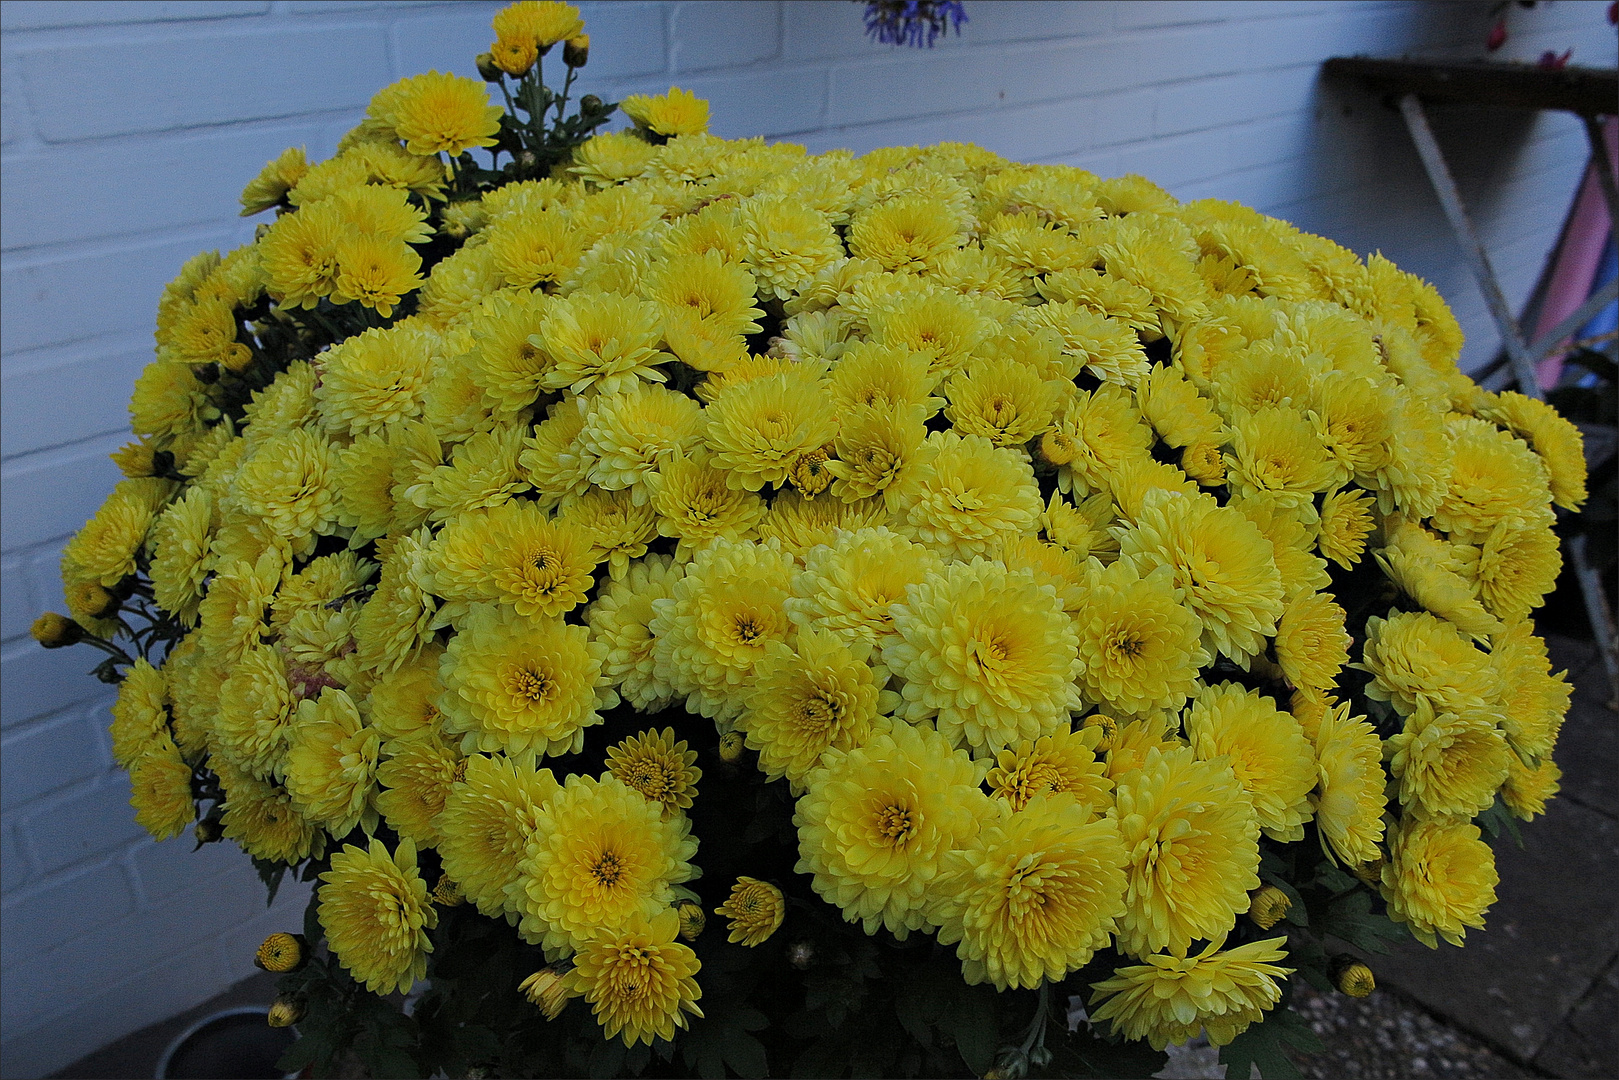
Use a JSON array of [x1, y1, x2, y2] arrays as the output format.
[[0, 1, 1610, 1074]]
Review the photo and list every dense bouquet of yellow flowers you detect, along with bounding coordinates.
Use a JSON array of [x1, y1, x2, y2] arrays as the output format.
[[40, 3, 1587, 1076]]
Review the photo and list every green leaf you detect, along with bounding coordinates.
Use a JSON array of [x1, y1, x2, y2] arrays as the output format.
[[791, 1035, 850, 1079], [1218, 1007, 1322, 1079], [1041, 1025, 1169, 1079], [587, 1036, 626, 1080], [253, 857, 287, 907], [947, 985, 997, 1076]]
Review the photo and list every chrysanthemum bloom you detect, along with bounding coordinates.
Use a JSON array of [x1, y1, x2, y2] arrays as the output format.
[[1481, 390, 1587, 510], [644, 248, 763, 335], [1117, 489, 1284, 667], [1491, 622, 1571, 764], [375, 71, 501, 158], [240, 146, 309, 215], [353, 527, 438, 674], [586, 554, 684, 710], [650, 538, 795, 721], [571, 135, 661, 187], [255, 932, 305, 974], [885, 558, 1080, 755], [1309, 701, 1387, 866], [865, 288, 996, 378], [558, 489, 659, 580], [63, 478, 170, 588], [517, 774, 699, 955], [1225, 405, 1344, 509], [329, 235, 422, 317], [753, 489, 885, 557], [847, 195, 964, 273], [643, 448, 766, 556], [889, 431, 1043, 562], [425, 501, 597, 619], [1358, 611, 1500, 723], [1071, 559, 1208, 718], [319, 837, 437, 995], [568, 909, 704, 1048], [375, 734, 462, 846], [934, 792, 1127, 990], [783, 526, 939, 648], [1385, 697, 1510, 820], [985, 726, 1113, 815], [1274, 590, 1351, 691], [129, 736, 195, 841], [433, 753, 558, 920], [146, 490, 213, 627], [1041, 491, 1119, 563], [214, 646, 298, 780], [621, 87, 710, 137], [941, 356, 1067, 449], [739, 194, 844, 301], [741, 627, 892, 791], [257, 202, 344, 308], [576, 382, 709, 495], [1502, 752, 1560, 821], [1135, 364, 1224, 449], [284, 688, 382, 837], [1023, 301, 1150, 387], [519, 400, 595, 512], [314, 326, 435, 436], [439, 603, 615, 757], [492, 0, 583, 58], [1317, 487, 1376, 568], [422, 424, 530, 523], [1089, 937, 1293, 1050], [715, 877, 786, 946], [827, 340, 944, 418], [825, 405, 926, 506], [1113, 747, 1261, 957], [794, 721, 991, 937], [607, 728, 701, 818], [520, 965, 575, 1019], [230, 428, 339, 558], [1475, 514, 1561, 624], [108, 658, 169, 769], [702, 370, 837, 492], [1183, 683, 1316, 842], [1433, 416, 1554, 543], [1373, 521, 1499, 642], [1380, 816, 1498, 948], [215, 758, 322, 865]]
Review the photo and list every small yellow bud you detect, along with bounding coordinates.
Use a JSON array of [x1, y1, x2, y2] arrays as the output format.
[[31, 613, 83, 649], [1039, 429, 1077, 467], [194, 817, 224, 844], [519, 967, 574, 1020], [432, 874, 465, 907], [254, 932, 305, 973], [65, 581, 119, 620], [475, 51, 505, 82], [1079, 712, 1119, 754], [715, 877, 786, 947], [563, 33, 590, 68], [1351, 857, 1384, 888], [219, 342, 255, 375], [677, 900, 706, 941], [718, 730, 745, 764], [787, 446, 836, 498], [266, 996, 305, 1028], [1333, 958, 1376, 998], [1181, 442, 1226, 486], [1246, 885, 1292, 930]]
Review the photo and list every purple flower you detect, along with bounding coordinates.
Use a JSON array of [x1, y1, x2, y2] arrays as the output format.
[[860, 1, 968, 48]]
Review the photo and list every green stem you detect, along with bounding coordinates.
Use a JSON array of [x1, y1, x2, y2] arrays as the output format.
[[550, 66, 577, 135], [1020, 983, 1051, 1059]]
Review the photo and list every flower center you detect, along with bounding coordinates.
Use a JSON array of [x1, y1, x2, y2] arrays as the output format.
[[591, 850, 626, 888], [510, 666, 553, 702], [875, 803, 916, 844], [794, 693, 839, 734]]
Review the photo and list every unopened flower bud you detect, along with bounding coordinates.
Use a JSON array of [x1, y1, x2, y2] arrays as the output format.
[[579, 94, 603, 114], [254, 932, 306, 973], [220, 342, 255, 375], [254, 223, 273, 242], [1039, 429, 1077, 466], [475, 52, 504, 82], [563, 34, 589, 68], [519, 966, 574, 1020], [66, 581, 119, 619], [1246, 885, 1291, 930], [1332, 957, 1376, 998], [1079, 712, 1119, 754], [1351, 857, 1384, 888], [194, 817, 224, 844], [787, 941, 815, 970], [1181, 442, 1226, 486], [267, 995, 305, 1028], [676, 900, 706, 941], [718, 730, 745, 764], [432, 874, 465, 907], [31, 612, 83, 649]]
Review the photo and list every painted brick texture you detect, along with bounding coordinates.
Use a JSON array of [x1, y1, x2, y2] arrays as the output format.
[[1, 1, 1610, 1075]]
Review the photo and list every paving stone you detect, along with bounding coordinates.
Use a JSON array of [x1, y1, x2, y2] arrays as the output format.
[[1370, 794, 1619, 1063], [1531, 957, 1619, 1079], [1544, 633, 1619, 819]]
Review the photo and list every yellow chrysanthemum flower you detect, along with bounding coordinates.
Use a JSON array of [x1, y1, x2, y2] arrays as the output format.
[[885, 558, 1081, 755], [375, 71, 502, 158], [556, 488, 658, 581], [1117, 489, 1284, 666], [517, 773, 699, 954], [1491, 622, 1571, 764], [585, 553, 684, 710], [935, 792, 1127, 990], [985, 726, 1112, 815], [783, 526, 939, 649], [1072, 558, 1208, 718], [375, 733, 462, 847], [315, 325, 436, 436], [1089, 937, 1292, 1050], [1224, 405, 1343, 509], [1274, 590, 1351, 691], [702, 369, 837, 492], [426, 500, 597, 619], [715, 877, 786, 947], [607, 727, 702, 818], [1481, 390, 1586, 510], [538, 291, 671, 397], [353, 527, 438, 674], [621, 87, 710, 138], [1502, 752, 1560, 821], [493, 0, 584, 52], [330, 235, 422, 317], [650, 538, 795, 721], [319, 837, 437, 995], [439, 602, 615, 757], [644, 448, 767, 557], [64, 478, 172, 589], [1040, 383, 1153, 497], [108, 658, 170, 769], [128, 735, 196, 842], [942, 356, 1066, 450], [827, 340, 943, 418], [434, 752, 558, 920], [214, 645, 298, 780], [867, 288, 996, 378], [826, 405, 927, 506], [1433, 416, 1553, 543], [1309, 700, 1388, 866], [1358, 611, 1500, 723], [1475, 514, 1561, 625], [848, 195, 964, 272], [569, 130, 659, 186], [216, 757, 322, 865], [240, 146, 309, 215], [739, 194, 844, 301], [284, 688, 382, 837], [1317, 487, 1376, 568], [890, 431, 1043, 562], [1184, 682, 1316, 842], [1113, 747, 1261, 957], [1022, 301, 1150, 387], [568, 908, 704, 1048], [1380, 816, 1497, 948], [229, 428, 339, 558], [794, 721, 991, 937], [1374, 521, 1500, 643], [1386, 697, 1510, 820], [1135, 362, 1225, 448]]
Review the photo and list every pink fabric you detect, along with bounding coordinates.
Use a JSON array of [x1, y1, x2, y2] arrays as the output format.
[[1534, 117, 1617, 389]]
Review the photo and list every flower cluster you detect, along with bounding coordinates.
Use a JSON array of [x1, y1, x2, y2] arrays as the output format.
[[51, 1, 1583, 1064]]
